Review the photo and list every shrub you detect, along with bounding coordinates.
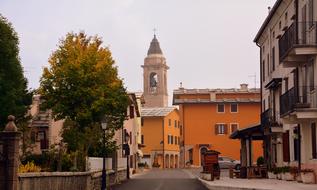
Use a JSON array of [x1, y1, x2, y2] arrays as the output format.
[[19, 161, 41, 173], [256, 156, 264, 166]]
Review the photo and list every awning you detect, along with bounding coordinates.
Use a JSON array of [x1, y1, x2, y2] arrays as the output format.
[[136, 149, 143, 157], [265, 78, 282, 90], [230, 123, 264, 140]]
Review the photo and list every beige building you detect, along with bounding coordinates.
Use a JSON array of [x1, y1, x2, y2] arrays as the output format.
[[28, 95, 63, 154], [113, 92, 144, 173], [254, 0, 317, 178]]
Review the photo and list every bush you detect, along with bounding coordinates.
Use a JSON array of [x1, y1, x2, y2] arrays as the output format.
[[256, 156, 264, 166], [19, 161, 41, 173]]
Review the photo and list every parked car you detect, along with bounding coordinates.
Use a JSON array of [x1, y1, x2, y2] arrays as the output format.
[[218, 156, 240, 170]]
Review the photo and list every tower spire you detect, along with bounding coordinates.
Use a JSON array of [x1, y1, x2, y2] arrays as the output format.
[[147, 32, 163, 56]]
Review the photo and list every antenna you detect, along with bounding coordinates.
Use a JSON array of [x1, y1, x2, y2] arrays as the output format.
[[248, 73, 257, 89], [153, 28, 157, 36]]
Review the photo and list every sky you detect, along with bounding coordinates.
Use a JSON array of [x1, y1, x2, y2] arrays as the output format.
[[0, 0, 276, 102]]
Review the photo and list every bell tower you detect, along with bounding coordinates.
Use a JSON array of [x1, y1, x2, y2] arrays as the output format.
[[142, 35, 169, 107]]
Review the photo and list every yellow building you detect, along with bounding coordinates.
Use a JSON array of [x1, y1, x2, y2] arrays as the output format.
[[141, 107, 180, 168]]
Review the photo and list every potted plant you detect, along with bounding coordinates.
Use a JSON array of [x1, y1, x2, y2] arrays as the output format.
[[276, 167, 282, 180], [268, 168, 277, 179], [138, 162, 145, 172], [301, 169, 315, 184], [256, 156, 264, 166], [281, 166, 294, 181]]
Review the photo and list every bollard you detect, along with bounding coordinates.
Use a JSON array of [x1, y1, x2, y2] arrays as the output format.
[[229, 166, 234, 178]]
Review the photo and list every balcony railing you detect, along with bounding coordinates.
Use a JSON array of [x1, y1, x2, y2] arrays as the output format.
[[279, 22, 317, 61], [261, 108, 281, 128], [280, 86, 317, 116]]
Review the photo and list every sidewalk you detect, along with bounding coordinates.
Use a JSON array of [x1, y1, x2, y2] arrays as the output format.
[[199, 177, 317, 190]]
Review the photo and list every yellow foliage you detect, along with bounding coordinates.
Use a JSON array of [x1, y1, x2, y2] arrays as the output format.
[[18, 161, 41, 173]]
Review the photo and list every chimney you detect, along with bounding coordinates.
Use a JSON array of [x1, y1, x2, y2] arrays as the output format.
[[268, 6, 271, 14], [240, 83, 248, 91]]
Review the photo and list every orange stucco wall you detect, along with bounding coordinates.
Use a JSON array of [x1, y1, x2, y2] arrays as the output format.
[[182, 102, 262, 166], [141, 109, 180, 155]]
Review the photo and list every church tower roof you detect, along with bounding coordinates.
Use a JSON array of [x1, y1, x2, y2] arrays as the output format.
[[147, 35, 163, 55]]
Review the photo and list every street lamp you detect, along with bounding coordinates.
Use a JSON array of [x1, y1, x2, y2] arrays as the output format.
[[123, 132, 130, 179], [101, 119, 107, 190]]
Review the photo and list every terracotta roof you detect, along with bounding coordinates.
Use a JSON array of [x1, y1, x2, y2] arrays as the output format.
[[141, 107, 177, 117], [147, 35, 163, 55], [173, 88, 260, 95], [173, 98, 260, 105]]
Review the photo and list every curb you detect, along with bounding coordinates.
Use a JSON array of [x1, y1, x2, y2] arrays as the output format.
[[198, 178, 269, 190]]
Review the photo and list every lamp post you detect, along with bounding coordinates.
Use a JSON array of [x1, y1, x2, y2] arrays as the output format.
[[123, 132, 130, 179], [101, 120, 107, 190]]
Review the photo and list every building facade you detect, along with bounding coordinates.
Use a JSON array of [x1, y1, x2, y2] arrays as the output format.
[[254, 0, 317, 179], [140, 107, 180, 168], [29, 95, 63, 154], [113, 92, 143, 173], [173, 84, 263, 167]]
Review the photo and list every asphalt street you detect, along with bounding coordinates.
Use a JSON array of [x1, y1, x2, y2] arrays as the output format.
[[112, 169, 209, 190]]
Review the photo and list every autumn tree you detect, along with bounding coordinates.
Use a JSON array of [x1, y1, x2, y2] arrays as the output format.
[[39, 32, 129, 166], [0, 14, 32, 129]]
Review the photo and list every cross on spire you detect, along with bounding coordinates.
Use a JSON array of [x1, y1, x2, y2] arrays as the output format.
[[153, 28, 157, 36]]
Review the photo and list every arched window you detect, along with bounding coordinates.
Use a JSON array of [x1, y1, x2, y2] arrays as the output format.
[[149, 72, 158, 93]]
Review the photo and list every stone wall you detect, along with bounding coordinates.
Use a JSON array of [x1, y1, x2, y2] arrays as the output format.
[[18, 169, 127, 190]]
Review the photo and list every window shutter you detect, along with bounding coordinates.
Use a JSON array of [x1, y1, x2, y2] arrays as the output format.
[[282, 131, 290, 162], [215, 124, 219, 135], [129, 106, 134, 118], [224, 124, 228, 134], [231, 124, 238, 133]]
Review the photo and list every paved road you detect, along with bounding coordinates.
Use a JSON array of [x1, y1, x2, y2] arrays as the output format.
[[112, 169, 208, 190]]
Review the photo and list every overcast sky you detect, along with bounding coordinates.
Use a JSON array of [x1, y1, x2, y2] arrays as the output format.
[[1, 0, 276, 100]]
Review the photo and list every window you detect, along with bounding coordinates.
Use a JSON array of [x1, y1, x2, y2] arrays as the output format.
[[149, 72, 158, 93], [174, 120, 177, 128], [141, 135, 144, 144], [175, 136, 177, 145], [285, 12, 288, 24], [180, 125, 183, 135], [279, 21, 282, 29], [231, 124, 238, 133], [178, 137, 180, 145], [312, 123, 317, 159], [284, 77, 288, 92], [167, 135, 170, 144], [262, 60, 265, 82], [129, 132, 132, 144], [272, 47, 275, 71], [217, 104, 225, 113], [267, 54, 270, 73], [129, 106, 134, 118], [178, 121, 180, 128], [309, 0, 314, 27], [171, 135, 174, 144], [168, 119, 171, 126], [230, 104, 238, 113], [215, 124, 228, 135]]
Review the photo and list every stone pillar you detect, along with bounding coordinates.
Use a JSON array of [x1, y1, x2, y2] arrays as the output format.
[[0, 116, 21, 190]]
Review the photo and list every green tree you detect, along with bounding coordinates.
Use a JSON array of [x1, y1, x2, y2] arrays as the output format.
[[40, 32, 129, 170], [0, 14, 32, 129]]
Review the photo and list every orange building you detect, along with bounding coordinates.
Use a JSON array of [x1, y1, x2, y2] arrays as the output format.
[[141, 107, 180, 168], [173, 84, 263, 167]]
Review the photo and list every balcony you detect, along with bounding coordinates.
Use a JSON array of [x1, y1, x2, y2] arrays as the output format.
[[261, 109, 282, 134], [280, 86, 317, 120], [279, 22, 317, 67]]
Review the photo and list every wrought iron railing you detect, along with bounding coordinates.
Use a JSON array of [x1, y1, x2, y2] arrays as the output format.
[[280, 86, 317, 116], [279, 22, 317, 61]]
